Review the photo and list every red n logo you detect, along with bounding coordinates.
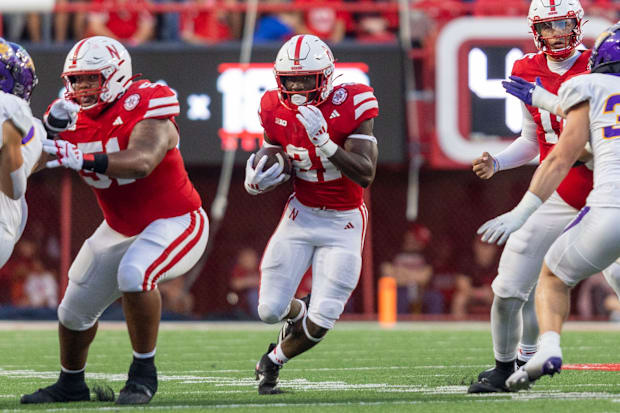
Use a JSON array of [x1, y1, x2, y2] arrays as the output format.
[[106, 45, 121, 60], [549, 0, 556, 12], [289, 208, 299, 221]]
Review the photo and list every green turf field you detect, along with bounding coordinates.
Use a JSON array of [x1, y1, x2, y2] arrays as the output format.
[[0, 322, 618, 412]]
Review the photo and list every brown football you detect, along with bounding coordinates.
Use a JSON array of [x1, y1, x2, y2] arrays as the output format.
[[252, 146, 292, 176]]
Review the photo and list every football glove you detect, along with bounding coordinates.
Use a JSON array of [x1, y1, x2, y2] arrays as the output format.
[[296, 105, 338, 157], [244, 153, 287, 195], [42, 139, 85, 171], [44, 99, 80, 133], [502, 76, 560, 114], [477, 191, 543, 245]]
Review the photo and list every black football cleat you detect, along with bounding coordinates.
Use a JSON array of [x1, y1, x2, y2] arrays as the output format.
[[468, 365, 514, 393], [21, 381, 90, 404], [116, 357, 158, 405], [116, 382, 155, 405], [277, 294, 311, 344], [255, 343, 283, 395]]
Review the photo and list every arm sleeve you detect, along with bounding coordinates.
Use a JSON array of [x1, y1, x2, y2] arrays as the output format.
[[493, 103, 539, 171], [9, 163, 27, 199]]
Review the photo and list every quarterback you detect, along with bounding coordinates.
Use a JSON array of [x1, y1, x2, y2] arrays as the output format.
[[469, 0, 620, 393], [0, 39, 43, 268], [244, 34, 378, 394], [21, 36, 208, 405], [479, 23, 620, 390]]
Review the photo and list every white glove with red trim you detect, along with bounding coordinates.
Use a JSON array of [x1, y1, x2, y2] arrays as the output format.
[[244, 153, 286, 195], [42, 139, 85, 170], [296, 105, 338, 157]]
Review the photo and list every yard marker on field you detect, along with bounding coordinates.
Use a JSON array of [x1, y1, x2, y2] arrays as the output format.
[[563, 363, 620, 371], [378, 276, 397, 327]]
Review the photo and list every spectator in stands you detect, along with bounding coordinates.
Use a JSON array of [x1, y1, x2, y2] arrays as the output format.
[[3, 13, 42, 43], [380, 223, 444, 314], [87, 0, 155, 46], [451, 237, 498, 318], [254, 0, 305, 43], [1, 239, 40, 307], [23, 260, 58, 309], [159, 276, 194, 316], [181, 0, 241, 44], [355, 12, 396, 43], [229, 247, 260, 319], [294, 0, 352, 43], [55, 0, 88, 43], [577, 272, 620, 322]]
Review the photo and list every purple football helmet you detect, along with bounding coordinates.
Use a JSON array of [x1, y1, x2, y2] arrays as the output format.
[[590, 23, 620, 75], [0, 38, 37, 101]]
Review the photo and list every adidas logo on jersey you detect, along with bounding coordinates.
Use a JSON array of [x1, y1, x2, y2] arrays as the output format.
[[113, 116, 123, 126], [329, 110, 340, 119], [344, 222, 354, 230]]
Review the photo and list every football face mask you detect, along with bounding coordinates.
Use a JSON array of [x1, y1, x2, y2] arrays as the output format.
[[533, 17, 579, 57]]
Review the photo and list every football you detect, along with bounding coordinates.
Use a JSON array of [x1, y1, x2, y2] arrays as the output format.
[[252, 146, 292, 177]]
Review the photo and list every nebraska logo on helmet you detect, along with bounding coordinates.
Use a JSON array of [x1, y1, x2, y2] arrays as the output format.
[[62, 36, 134, 115]]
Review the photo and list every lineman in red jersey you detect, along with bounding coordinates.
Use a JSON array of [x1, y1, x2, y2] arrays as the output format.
[[244, 34, 378, 394], [469, 0, 620, 393], [21, 36, 208, 405]]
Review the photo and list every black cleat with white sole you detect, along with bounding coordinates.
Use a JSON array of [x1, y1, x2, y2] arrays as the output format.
[[255, 343, 283, 395]]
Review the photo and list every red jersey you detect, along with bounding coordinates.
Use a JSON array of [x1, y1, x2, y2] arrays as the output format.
[[259, 83, 379, 210], [511, 50, 592, 209], [58, 80, 202, 236]]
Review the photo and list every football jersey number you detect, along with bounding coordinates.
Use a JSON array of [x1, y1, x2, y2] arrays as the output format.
[[285, 144, 342, 182], [79, 138, 135, 189], [538, 109, 563, 143], [603, 94, 620, 139]]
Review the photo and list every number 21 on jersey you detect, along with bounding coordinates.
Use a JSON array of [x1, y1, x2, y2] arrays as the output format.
[[285, 144, 341, 182]]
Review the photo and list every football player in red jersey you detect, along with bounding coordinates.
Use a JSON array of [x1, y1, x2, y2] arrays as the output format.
[[468, 0, 620, 393], [21, 36, 208, 405], [244, 34, 378, 395]]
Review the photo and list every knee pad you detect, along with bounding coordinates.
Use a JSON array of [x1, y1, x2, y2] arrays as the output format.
[[307, 298, 343, 330], [58, 302, 97, 331], [258, 302, 289, 324], [118, 263, 147, 292]]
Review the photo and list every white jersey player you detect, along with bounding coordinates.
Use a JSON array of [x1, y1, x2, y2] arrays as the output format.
[[478, 24, 620, 390], [0, 40, 42, 268]]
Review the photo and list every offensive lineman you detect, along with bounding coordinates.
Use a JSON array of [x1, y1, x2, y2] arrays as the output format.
[[0, 39, 43, 268], [21, 36, 209, 405], [244, 34, 379, 394], [478, 23, 620, 390], [469, 0, 620, 393]]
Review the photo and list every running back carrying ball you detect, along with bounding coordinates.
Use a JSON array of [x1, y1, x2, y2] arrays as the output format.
[[253, 146, 292, 177]]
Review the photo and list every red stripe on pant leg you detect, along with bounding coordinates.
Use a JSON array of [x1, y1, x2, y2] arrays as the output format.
[[149, 209, 207, 290], [358, 203, 368, 253], [142, 211, 197, 291]]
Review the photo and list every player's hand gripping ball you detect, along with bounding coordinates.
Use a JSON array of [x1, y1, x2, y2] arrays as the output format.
[[252, 146, 292, 177]]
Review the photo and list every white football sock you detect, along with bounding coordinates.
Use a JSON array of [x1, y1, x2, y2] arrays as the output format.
[[491, 296, 525, 362], [538, 331, 560, 349], [267, 343, 289, 366]]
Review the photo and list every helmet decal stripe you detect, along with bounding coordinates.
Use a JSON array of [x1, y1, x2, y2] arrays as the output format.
[[294, 35, 305, 65], [550, 0, 556, 12], [70, 38, 89, 68]]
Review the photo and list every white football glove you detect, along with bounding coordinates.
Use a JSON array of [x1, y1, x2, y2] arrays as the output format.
[[477, 191, 543, 245], [44, 99, 80, 133], [244, 153, 287, 195], [42, 139, 85, 171], [296, 105, 338, 157]]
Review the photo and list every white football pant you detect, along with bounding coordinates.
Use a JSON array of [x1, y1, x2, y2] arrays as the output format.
[[258, 196, 368, 330]]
